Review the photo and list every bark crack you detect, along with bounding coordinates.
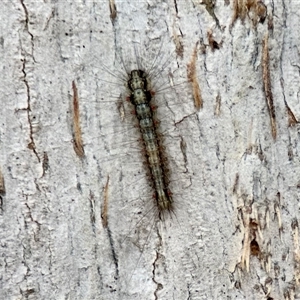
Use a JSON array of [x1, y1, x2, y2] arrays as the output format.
[[202, 0, 220, 28], [107, 227, 119, 279], [0, 168, 5, 213], [152, 250, 163, 300], [21, 59, 40, 162], [20, 0, 35, 59], [20, 0, 40, 162]]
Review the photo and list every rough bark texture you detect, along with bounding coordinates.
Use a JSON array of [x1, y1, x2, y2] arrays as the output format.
[[1, 1, 300, 299]]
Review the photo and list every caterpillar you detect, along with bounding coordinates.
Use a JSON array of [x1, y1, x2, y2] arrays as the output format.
[[126, 69, 173, 218], [87, 36, 188, 223], [78, 32, 197, 294]]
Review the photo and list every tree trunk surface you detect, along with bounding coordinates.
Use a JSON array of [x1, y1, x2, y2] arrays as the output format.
[[1, 1, 300, 299]]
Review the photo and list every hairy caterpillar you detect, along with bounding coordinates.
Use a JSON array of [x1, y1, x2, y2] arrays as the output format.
[[127, 69, 173, 218], [77, 31, 197, 296], [87, 35, 190, 221]]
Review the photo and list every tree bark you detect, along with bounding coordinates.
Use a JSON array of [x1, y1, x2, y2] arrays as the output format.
[[1, 1, 300, 299]]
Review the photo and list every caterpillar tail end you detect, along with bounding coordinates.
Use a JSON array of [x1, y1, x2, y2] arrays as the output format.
[[157, 189, 174, 220]]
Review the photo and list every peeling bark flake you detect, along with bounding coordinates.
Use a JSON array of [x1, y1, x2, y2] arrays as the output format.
[[109, 0, 117, 21], [214, 92, 221, 115], [72, 81, 85, 158], [187, 42, 203, 110], [262, 33, 277, 140], [231, 0, 267, 28], [101, 175, 110, 228]]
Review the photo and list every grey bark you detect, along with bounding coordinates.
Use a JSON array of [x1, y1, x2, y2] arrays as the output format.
[[1, 1, 300, 299]]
